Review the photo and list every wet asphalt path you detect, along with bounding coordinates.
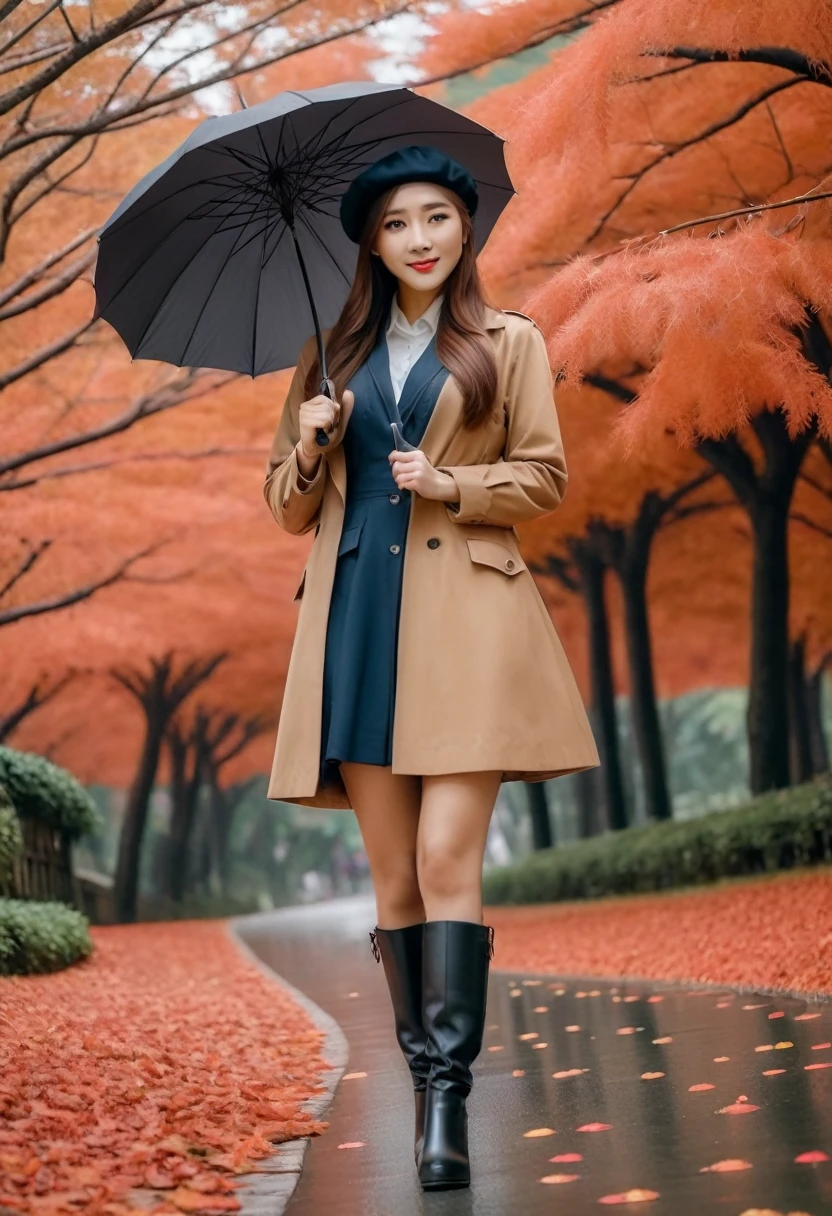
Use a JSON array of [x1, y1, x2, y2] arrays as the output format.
[[236, 895, 832, 1215]]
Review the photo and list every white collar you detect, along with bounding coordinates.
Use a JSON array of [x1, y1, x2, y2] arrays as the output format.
[[387, 292, 444, 338]]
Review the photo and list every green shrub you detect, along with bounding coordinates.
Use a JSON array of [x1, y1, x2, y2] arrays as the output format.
[[0, 898, 93, 975], [0, 747, 101, 840], [483, 777, 832, 905]]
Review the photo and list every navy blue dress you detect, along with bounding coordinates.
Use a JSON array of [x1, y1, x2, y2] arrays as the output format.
[[319, 309, 451, 788]]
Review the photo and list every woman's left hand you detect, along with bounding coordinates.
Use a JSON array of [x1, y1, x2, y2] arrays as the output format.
[[388, 448, 455, 501]]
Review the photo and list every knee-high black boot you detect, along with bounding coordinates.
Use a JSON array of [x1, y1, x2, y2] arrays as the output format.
[[417, 919, 495, 1191], [369, 923, 431, 1163]]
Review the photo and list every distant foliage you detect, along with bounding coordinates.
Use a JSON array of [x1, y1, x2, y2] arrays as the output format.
[[484, 776, 832, 903], [0, 747, 101, 840]]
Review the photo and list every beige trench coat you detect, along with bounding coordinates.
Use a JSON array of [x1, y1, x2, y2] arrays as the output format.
[[263, 306, 600, 810]]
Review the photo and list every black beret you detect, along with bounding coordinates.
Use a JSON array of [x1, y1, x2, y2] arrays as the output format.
[[339, 144, 479, 244]]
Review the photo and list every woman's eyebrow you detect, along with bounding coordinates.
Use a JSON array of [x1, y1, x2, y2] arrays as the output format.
[[383, 200, 448, 217]]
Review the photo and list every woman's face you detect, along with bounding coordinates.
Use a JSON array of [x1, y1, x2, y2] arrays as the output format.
[[371, 181, 465, 292]]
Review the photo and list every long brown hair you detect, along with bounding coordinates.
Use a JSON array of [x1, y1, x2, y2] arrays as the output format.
[[302, 184, 500, 429]]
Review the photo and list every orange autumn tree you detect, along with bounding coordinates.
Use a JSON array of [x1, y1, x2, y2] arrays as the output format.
[[465, 0, 832, 795]]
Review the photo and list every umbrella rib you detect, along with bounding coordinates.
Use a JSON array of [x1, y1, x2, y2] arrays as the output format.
[[129, 201, 276, 358], [250, 184, 275, 378], [294, 208, 353, 288], [101, 170, 266, 240], [176, 210, 255, 368], [99, 187, 269, 317]]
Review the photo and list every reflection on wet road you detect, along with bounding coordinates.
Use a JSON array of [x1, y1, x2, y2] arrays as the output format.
[[235, 895, 832, 1215]]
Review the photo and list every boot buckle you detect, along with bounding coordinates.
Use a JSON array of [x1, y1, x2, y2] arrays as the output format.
[[486, 925, 495, 960]]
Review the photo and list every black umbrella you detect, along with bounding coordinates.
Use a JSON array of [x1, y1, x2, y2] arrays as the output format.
[[93, 80, 515, 446]]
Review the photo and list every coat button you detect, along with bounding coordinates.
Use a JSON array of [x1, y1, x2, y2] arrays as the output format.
[[389, 544, 401, 555], [505, 559, 515, 570], [389, 493, 401, 504], [427, 537, 441, 549]]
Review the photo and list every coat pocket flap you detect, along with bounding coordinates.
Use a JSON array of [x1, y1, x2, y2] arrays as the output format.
[[466, 538, 525, 576], [337, 519, 364, 557]]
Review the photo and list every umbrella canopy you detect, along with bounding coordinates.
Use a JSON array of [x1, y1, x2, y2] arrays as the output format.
[[93, 80, 515, 379]]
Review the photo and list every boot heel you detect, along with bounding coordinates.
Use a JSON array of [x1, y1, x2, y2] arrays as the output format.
[[418, 1088, 470, 1189]]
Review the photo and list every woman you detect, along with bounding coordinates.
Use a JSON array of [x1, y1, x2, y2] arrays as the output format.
[[263, 145, 599, 1191]]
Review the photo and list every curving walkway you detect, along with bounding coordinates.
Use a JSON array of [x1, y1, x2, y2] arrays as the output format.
[[236, 894, 832, 1215]]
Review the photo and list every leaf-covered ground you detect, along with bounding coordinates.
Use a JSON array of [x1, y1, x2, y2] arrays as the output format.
[[0, 921, 332, 1216], [486, 868, 832, 997]]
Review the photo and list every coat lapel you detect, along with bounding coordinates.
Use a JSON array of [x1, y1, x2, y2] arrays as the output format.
[[324, 305, 506, 504]]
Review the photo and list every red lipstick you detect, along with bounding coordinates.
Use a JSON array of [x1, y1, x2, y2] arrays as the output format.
[[408, 258, 439, 273]]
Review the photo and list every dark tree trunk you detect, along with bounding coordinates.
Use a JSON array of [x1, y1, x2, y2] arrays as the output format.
[[571, 538, 628, 830], [807, 663, 830, 775], [527, 780, 554, 850], [206, 768, 234, 895], [607, 500, 673, 821], [748, 491, 793, 790], [114, 717, 165, 925], [698, 408, 816, 794], [787, 635, 814, 786], [111, 651, 227, 923], [165, 715, 209, 902], [575, 766, 601, 837]]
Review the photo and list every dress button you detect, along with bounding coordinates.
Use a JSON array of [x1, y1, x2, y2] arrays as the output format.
[[427, 537, 441, 549], [505, 559, 515, 570], [389, 493, 401, 504], [389, 544, 401, 555]]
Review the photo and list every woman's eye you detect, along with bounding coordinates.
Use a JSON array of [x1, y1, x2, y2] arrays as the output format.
[[384, 213, 448, 230]]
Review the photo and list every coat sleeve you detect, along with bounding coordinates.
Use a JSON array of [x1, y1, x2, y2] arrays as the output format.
[[436, 320, 568, 527], [263, 335, 327, 536]]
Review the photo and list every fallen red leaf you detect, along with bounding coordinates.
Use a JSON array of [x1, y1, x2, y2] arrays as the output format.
[[700, 1159, 753, 1172], [598, 1189, 660, 1204]]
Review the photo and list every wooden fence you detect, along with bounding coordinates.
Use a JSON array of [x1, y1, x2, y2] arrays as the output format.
[[0, 818, 75, 904]]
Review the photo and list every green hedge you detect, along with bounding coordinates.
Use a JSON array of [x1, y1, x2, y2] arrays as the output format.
[[483, 777, 832, 905], [0, 899, 93, 975], [0, 746, 101, 840]]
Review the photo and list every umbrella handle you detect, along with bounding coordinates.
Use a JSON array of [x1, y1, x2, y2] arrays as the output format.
[[315, 377, 336, 447]]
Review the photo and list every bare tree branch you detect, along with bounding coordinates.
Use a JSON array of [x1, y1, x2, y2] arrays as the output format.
[[0, 539, 51, 599], [0, 445, 262, 491], [0, 0, 63, 59], [0, 539, 168, 628], [0, 368, 236, 479], [791, 511, 832, 541], [657, 45, 832, 88], [585, 76, 803, 244], [0, 0, 169, 117], [0, 317, 95, 390], [0, 224, 97, 309], [0, 669, 82, 742], [0, 245, 95, 320], [0, 2, 412, 158]]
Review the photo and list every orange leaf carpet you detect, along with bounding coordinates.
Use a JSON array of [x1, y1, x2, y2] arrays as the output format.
[[0, 921, 332, 1216], [486, 869, 832, 997]]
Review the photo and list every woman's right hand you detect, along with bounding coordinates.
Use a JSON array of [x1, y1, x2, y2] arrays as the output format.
[[298, 389, 355, 459]]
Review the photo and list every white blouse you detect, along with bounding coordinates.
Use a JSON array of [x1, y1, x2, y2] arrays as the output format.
[[296, 292, 444, 488], [386, 291, 444, 405]]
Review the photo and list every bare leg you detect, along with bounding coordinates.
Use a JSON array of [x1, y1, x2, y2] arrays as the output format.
[[416, 771, 503, 923], [340, 762, 425, 928]]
